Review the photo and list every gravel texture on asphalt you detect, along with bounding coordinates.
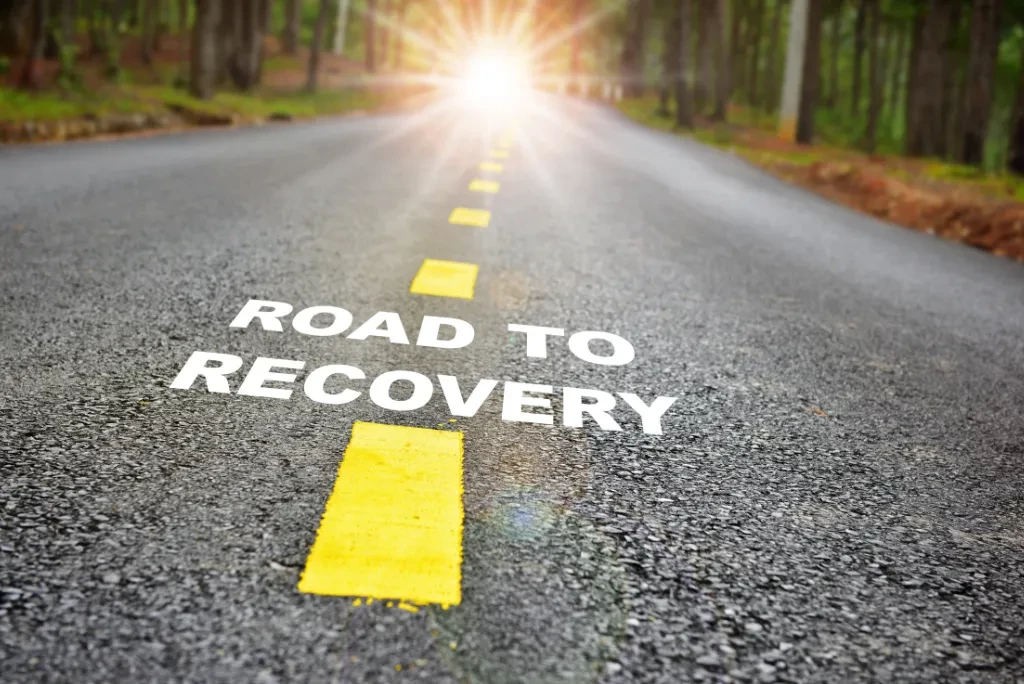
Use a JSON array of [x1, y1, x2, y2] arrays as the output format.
[[2, 95, 1023, 683]]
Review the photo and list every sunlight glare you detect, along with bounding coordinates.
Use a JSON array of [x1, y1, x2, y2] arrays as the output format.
[[458, 48, 530, 108]]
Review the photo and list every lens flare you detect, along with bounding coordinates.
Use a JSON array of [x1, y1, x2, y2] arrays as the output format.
[[458, 48, 529, 107]]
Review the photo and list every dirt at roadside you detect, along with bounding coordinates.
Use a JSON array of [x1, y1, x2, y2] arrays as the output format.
[[720, 127, 1024, 263], [784, 160, 1024, 261]]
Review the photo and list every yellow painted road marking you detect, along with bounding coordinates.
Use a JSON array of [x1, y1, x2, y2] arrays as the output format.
[[449, 207, 491, 227], [298, 422, 464, 606], [479, 161, 503, 172], [490, 149, 510, 159], [409, 259, 479, 299], [469, 179, 500, 194]]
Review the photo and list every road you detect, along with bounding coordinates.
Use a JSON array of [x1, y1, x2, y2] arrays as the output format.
[[2, 93, 1024, 683]]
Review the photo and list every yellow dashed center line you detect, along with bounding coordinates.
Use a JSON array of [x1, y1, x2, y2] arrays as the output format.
[[449, 207, 491, 227], [298, 422, 465, 606], [409, 259, 479, 299], [478, 161, 503, 172], [468, 179, 500, 194]]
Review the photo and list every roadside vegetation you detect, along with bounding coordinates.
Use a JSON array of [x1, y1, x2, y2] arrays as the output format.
[[611, 0, 1024, 262], [3, 1, 1024, 261], [0, 1, 427, 141]]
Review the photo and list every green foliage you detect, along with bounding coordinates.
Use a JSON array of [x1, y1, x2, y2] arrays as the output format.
[[0, 86, 156, 121], [103, 33, 124, 83], [0, 57, 9, 78], [56, 44, 82, 90], [924, 162, 987, 182]]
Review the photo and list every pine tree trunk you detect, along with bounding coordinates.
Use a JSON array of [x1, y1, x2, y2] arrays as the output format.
[[746, 0, 764, 107], [190, 0, 219, 99], [623, 0, 652, 96], [961, 0, 1001, 166], [177, 0, 187, 79], [569, 0, 583, 81], [883, 24, 905, 127], [827, 0, 841, 108], [675, 0, 693, 127], [0, 0, 29, 57], [378, 0, 390, 67], [796, 0, 823, 143], [230, 0, 261, 90], [851, 0, 865, 116], [282, 0, 299, 54], [1007, 41, 1024, 174], [693, 1, 706, 111], [763, 0, 785, 112], [730, 0, 746, 100], [711, 0, 729, 120], [61, 0, 75, 43], [906, 1, 953, 157], [213, 0, 236, 85], [658, 2, 681, 116], [18, 0, 47, 88], [864, 0, 881, 152], [936, 0, 962, 158], [904, 8, 923, 144], [393, 0, 408, 69], [365, 0, 375, 72], [141, 0, 155, 64], [307, 0, 330, 91]]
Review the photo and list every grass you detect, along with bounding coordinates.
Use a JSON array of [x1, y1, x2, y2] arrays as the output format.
[[1, 80, 383, 127], [615, 95, 1024, 204], [0, 85, 162, 121]]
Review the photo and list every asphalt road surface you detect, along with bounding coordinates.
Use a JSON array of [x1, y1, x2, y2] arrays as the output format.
[[2, 93, 1024, 684]]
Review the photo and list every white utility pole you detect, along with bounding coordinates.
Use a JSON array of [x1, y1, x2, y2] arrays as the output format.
[[333, 0, 351, 55], [778, 0, 809, 142]]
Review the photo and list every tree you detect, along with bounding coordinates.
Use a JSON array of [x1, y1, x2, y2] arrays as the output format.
[[379, 0, 391, 66], [59, 0, 75, 44], [141, 0, 157, 64], [905, 0, 955, 157], [365, 0, 376, 71], [883, 22, 906, 127], [178, 0, 188, 70], [570, 0, 584, 85], [796, 0, 822, 143], [393, 0, 408, 68], [731, 0, 748, 98], [851, 0, 866, 116], [763, 0, 786, 112], [282, 0, 300, 54], [1007, 40, 1024, 174], [961, 0, 1002, 165], [694, 0, 714, 112], [658, 1, 681, 117], [745, 0, 765, 107], [307, 0, 330, 91], [334, 0, 351, 55], [1, 1, 31, 56], [228, 0, 265, 90], [711, 0, 729, 121], [190, 0, 220, 99], [675, 0, 693, 128], [864, 0, 881, 152], [826, 0, 841, 108], [18, 0, 47, 88], [937, 1, 963, 157], [904, 5, 924, 146], [621, 0, 652, 97]]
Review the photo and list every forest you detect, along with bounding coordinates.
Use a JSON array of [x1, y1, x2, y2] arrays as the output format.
[[1, 1, 1024, 175]]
